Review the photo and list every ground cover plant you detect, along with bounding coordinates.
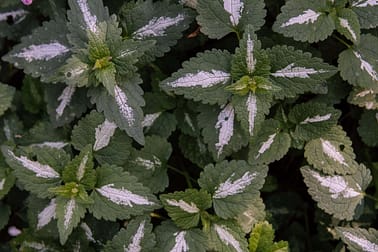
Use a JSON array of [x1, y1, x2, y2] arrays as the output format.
[[0, 0, 378, 251]]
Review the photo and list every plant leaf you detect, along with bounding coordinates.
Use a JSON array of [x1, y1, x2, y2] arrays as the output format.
[[160, 189, 212, 229], [334, 8, 360, 44], [207, 221, 248, 252], [249, 221, 289, 252], [198, 160, 268, 219], [301, 164, 371, 220], [351, 0, 378, 29], [336, 226, 378, 252], [0, 83, 15, 116], [358, 110, 378, 147]]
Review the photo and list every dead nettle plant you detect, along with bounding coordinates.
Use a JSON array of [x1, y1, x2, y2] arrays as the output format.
[[0, 0, 378, 251]]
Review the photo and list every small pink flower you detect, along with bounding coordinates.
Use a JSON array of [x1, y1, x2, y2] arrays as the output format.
[[21, 0, 33, 5]]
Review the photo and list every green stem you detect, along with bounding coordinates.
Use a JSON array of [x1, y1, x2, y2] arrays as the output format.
[[332, 34, 352, 49], [167, 165, 195, 188], [364, 193, 378, 202]]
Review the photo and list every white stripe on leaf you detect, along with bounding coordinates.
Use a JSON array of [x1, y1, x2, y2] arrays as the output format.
[[77, 0, 98, 33], [93, 119, 117, 151], [114, 85, 135, 127], [281, 9, 321, 27], [320, 139, 348, 166], [214, 224, 243, 252], [142, 112, 161, 128], [134, 156, 161, 171], [171, 231, 188, 252], [167, 70, 231, 88], [14, 41, 69, 63], [339, 18, 357, 42], [353, 0, 378, 7], [184, 113, 196, 131], [166, 199, 200, 213], [125, 221, 145, 252], [255, 133, 277, 159], [76, 154, 89, 181], [64, 198, 76, 230], [310, 170, 361, 199], [214, 171, 257, 199], [0, 9, 28, 23], [56, 85, 76, 119], [246, 34, 256, 74], [356, 89, 374, 97], [271, 63, 327, 78], [353, 51, 378, 81], [133, 14, 185, 39], [7, 149, 60, 179], [215, 104, 235, 157], [80, 223, 96, 243], [0, 178, 5, 191], [223, 0, 244, 26], [300, 113, 332, 124], [96, 183, 155, 207], [246, 93, 257, 136], [342, 231, 378, 252], [30, 141, 69, 149], [37, 199, 56, 230]]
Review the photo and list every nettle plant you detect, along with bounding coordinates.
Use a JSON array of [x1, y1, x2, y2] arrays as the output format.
[[0, 0, 378, 251]]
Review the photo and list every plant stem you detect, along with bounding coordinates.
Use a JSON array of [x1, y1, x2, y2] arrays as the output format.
[[167, 165, 195, 188], [364, 194, 378, 202], [332, 34, 352, 49]]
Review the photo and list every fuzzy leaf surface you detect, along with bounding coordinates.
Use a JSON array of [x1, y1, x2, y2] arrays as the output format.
[[249, 221, 289, 252], [336, 226, 378, 252], [301, 165, 371, 220], [207, 221, 248, 252], [0, 83, 15, 116], [334, 8, 360, 44], [351, 0, 378, 29]]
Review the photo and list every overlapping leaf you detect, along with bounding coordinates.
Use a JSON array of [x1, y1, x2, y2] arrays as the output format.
[[358, 110, 378, 147], [235, 197, 266, 233], [351, 0, 378, 29], [27, 196, 58, 234], [0, 83, 15, 116], [336, 226, 378, 252], [249, 221, 289, 252], [301, 165, 371, 220], [207, 221, 249, 252], [334, 8, 360, 44], [198, 160, 267, 219], [348, 87, 378, 110]]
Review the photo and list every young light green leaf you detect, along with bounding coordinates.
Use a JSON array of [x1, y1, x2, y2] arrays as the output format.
[[2, 18, 71, 82], [339, 34, 378, 88], [104, 216, 155, 252], [199, 160, 268, 219], [235, 197, 266, 233], [248, 119, 291, 165], [0, 83, 15, 116], [161, 49, 232, 105], [267, 45, 337, 99], [196, 0, 266, 39], [336, 227, 378, 252], [89, 165, 159, 221], [334, 8, 360, 44], [126, 135, 171, 193], [301, 164, 371, 220], [288, 102, 341, 141], [155, 221, 208, 252], [89, 77, 145, 145], [304, 126, 359, 175], [160, 189, 212, 229], [56, 197, 86, 244], [71, 110, 132, 166], [207, 221, 248, 252], [351, 0, 378, 29], [358, 110, 378, 147], [249, 221, 289, 252], [273, 0, 333, 42]]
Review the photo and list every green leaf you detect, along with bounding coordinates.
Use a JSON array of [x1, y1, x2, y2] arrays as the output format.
[[351, 0, 378, 29], [198, 103, 249, 160], [288, 102, 341, 141], [335, 226, 378, 252], [198, 160, 268, 219], [1, 146, 67, 198], [89, 165, 159, 221], [249, 221, 289, 252], [155, 221, 208, 252], [301, 164, 371, 220], [0, 203, 10, 231], [334, 8, 360, 44], [304, 126, 359, 175], [348, 87, 378, 110], [89, 76, 145, 145], [235, 197, 266, 234], [27, 196, 58, 234], [56, 196, 86, 244], [2, 18, 71, 83], [196, 0, 266, 39], [121, 0, 194, 58], [0, 155, 15, 200], [160, 49, 232, 106], [45, 84, 89, 127], [104, 216, 156, 252], [178, 134, 214, 168], [71, 110, 132, 166], [143, 112, 177, 139], [21, 76, 44, 114], [248, 119, 291, 165], [160, 189, 212, 229], [207, 220, 249, 252], [338, 34, 378, 88], [0, 83, 15, 116], [358, 110, 378, 147], [267, 45, 337, 99], [62, 146, 96, 190], [126, 135, 171, 193], [273, 0, 334, 43]]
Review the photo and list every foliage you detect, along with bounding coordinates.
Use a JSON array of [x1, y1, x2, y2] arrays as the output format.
[[0, 0, 378, 251]]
